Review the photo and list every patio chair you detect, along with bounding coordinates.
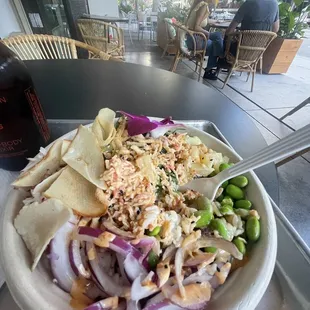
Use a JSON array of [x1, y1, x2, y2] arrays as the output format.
[[219, 30, 277, 91], [170, 23, 207, 82], [1, 34, 113, 60], [77, 19, 124, 57], [161, 18, 176, 57]]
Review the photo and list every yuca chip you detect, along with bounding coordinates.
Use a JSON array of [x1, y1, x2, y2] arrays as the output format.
[[14, 198, 72, 271], [44, 166, 107, 217], [92, 108, 116, 147], [31, 168, 64, 203], [12, 139, 64, 187], [62, 126, 106, 189], [60, 139, 71, 165]]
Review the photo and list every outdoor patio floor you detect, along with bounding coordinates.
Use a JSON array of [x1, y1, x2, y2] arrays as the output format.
[[122, 27, 310, 246]]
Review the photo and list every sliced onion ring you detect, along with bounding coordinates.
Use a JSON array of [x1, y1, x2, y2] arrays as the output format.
[[69, 239, 91, 278]]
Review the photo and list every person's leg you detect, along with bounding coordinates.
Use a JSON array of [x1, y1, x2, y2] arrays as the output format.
[[203, 32, 223, 79], [205, 32, 224, 70]]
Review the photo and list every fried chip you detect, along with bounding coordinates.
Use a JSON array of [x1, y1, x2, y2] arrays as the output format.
[[92, 108, 116, 147], [14, 198, 72, 270], [12, 140, 64, 187], [62, 126, 106, 189], [44, 166, 107, 217]]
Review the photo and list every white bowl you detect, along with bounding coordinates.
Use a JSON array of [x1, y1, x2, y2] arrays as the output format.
[[0, 123, 277, 310]]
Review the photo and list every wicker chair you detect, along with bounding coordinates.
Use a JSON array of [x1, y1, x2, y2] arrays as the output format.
[[77, 19, 124, 57], [161, 18, 176, 58], [1, 34, 113, 60], [170, 23, 207, 82], [220, 30, 277, 91]]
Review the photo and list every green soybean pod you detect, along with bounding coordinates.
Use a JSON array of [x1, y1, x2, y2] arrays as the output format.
[[230, 176, 249, 188], [146, 226, 161, 236], [195, 209, 213, 228], [246, 216, 260, 242], [210, 219, 229, 240], [148, 250, 159, 269], [219, 163, 230, 172], [233, 237, 246, 255], [219, 204, 234, 215], [226, 184, 244, 200], [204, 247, 217, 253], [221, 196, 234, 207], [235, 199, 252, 210], [196, 196, 212, 211]]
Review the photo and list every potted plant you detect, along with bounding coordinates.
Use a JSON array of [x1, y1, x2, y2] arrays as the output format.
[[263, 0, 310, 74], [157, 0, 190, 54]]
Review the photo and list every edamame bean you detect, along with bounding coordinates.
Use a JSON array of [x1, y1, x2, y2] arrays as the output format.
[[235, 199, 252, 210], [230, 176, 248, 188], [196, 196, 212, 211], [219, 204, 234, 215], [221, 196, 234, 207], [219, 163, 230, 172], [216, 194, 224, 203], [204, 247, 217, 253], [226, 184, 244, 200], [148, 250, 159, 269], [146, 226, 161, 236], [210, 219, 229, 240], [233, 237, 246, 255], [246, 216, 260, 242], [221, 180, 229, 188], [195, 209, 213, 228]]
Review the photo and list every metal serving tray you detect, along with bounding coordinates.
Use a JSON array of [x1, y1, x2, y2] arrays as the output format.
[[0, 119, 309, 310]]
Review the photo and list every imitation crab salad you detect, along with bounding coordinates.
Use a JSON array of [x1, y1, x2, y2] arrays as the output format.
[[13, 108, 261, 310]]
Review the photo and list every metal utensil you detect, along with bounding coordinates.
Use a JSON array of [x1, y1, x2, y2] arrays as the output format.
[[181, 124, 310, 201]]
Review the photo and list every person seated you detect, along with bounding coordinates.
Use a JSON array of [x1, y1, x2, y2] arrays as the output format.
[[185, 0, 224, 80], [222, 0, 279, 65]]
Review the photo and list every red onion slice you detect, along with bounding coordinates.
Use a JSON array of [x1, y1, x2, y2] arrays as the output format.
[[78, 227, 142, 260], [143, 300, 186, 310], [103, 221, 135, 239], [116, 254, 130, 285], [124, 254, 148, 281], [196, 237, 242, 260], [69, 239, 91, 278], [84, 296, 119, 310], [86, 242, 129, 297], [131, 274, 160, 301], [50, 221, 77, 292]]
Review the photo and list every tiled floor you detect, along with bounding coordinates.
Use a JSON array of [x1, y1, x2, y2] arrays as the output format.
[[122, 28, 310, 245]]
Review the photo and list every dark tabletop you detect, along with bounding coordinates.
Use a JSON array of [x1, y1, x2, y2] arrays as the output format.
[[24, 60, 279, 203]]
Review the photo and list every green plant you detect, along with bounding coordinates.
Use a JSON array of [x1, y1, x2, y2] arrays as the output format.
[[159, 0, 190, 23], [278, 0, 310, 39], [119, 3, 133, 13]]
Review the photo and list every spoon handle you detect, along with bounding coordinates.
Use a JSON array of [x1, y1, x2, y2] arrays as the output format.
[[221, 124, 310, 181]]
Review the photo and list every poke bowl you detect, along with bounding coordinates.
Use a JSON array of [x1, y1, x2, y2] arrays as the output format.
[[0, 108, 277, 310]]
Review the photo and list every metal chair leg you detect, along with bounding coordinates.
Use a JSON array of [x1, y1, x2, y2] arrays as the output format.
[[222, 68, 234, 89], [280, 96, 310, 120]]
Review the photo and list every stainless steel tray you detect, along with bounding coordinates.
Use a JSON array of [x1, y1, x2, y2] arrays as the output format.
[[1, 119, 309, 310]]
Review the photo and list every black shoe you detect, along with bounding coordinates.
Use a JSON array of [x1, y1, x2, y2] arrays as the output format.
[[203, 69, 218, 80]]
